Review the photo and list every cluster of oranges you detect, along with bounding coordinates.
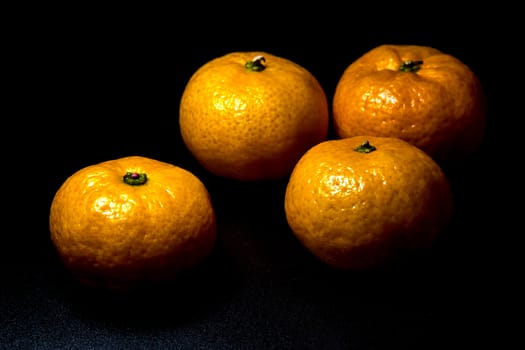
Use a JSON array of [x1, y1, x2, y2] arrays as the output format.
[[49, 45, 487, 290]]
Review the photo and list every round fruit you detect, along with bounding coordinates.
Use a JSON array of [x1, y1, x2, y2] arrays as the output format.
[[332, 44, 487, 162], [179, 51, 329, 181], [284, 136, 454, 270], [49, 156, 217, 290]]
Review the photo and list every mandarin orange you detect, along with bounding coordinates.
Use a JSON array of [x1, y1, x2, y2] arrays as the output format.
[[284, 136, 454, 270], [49, 156, 217, 290], [179, 51, 329, 181], [332, 44, 487, 162]]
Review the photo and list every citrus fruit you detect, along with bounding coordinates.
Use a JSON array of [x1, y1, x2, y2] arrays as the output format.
[[179, 51, 329, 181], [49, 156, 217, 290], [332, 44, 487, 162], [284, 136, 454, 270]]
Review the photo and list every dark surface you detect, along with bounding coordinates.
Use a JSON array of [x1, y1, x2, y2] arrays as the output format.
[[4, 10, 513, 350]]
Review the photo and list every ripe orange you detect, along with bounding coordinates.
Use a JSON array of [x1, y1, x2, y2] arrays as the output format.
[[284, 136, 454, 270], [332, 44, 487, 162], [179, 51, 329, 181], [49, 156, 217, 290]]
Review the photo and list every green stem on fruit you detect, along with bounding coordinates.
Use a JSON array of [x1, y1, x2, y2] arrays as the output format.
[[123, 172, 148, 186], [399, 60, 423, 73], [245, 55, 266, 72], [354, 140, 377, 153]]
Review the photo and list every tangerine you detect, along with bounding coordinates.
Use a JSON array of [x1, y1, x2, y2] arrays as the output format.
[[284, 136, 454, 270], [49, 156, 217, 290], [179, 51, 329, 181], [332, 44, 487, 162]]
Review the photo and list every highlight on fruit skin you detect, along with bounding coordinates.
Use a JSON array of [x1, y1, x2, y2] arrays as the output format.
[[49, 156, 217, 291]]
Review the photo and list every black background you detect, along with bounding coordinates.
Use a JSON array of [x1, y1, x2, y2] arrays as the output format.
[[3, 7, 514, 350]]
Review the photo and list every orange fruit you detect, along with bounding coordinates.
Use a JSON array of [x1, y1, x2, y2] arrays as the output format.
[[49, 156, 217, 290], [284, 136, 454, 270], [332, 44, 487, 162], [179, 51, 329, 181]]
